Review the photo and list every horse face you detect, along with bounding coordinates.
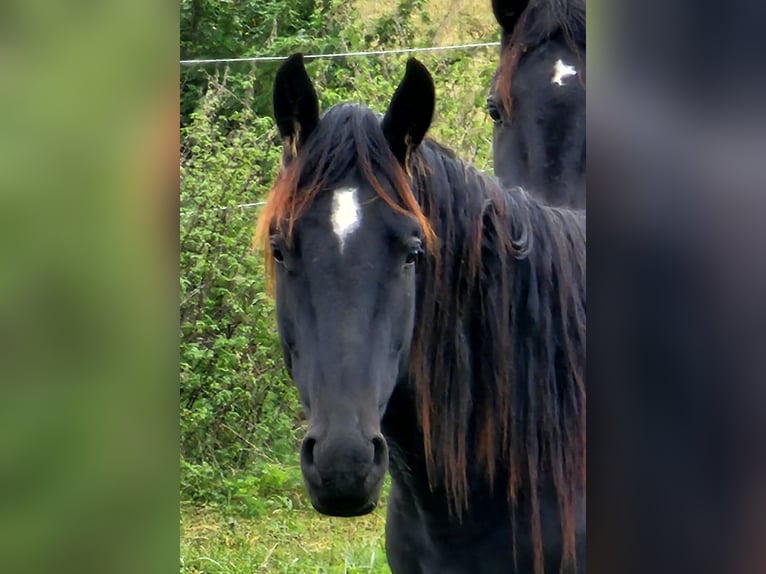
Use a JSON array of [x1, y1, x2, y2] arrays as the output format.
[[271, 182, 422, 516], [269, 54, 434, 517], [488, 0, 586, 207]]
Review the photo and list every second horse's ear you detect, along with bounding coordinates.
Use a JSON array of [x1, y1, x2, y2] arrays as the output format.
[[491, 0, 530, 33], [382, 58, 435, 165], [272, 53, 319, 160]]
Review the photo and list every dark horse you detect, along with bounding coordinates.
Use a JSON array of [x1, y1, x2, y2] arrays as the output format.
[[257, 54, 585, 574], [488, 0, 586, 208]]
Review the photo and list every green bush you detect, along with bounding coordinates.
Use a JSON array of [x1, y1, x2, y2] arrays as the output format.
[[180, 0, 497, 516]]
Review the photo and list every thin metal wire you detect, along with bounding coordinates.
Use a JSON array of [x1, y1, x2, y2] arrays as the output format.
[[180, 201, 266, 218], [181, 41, 501, 217], [180, 41, 501, 66]]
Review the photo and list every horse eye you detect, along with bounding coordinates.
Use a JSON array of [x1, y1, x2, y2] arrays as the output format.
[[270, 235, 286, 264], [405, 248, 423, 266], [486, 101, 502, 124]]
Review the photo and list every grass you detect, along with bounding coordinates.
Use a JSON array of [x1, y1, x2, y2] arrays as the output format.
[[180, 483, 390, 573], [180, 454, 392, 572]]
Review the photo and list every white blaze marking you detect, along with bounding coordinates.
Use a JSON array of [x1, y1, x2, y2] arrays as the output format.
[[331, 187, 361, 252], [551, 59, 577, 86]]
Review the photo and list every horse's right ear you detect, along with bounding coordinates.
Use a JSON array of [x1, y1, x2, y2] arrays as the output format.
[[492, 0, 530, 33], [382, 58, 435, 165], [272, 53, 319, 161]]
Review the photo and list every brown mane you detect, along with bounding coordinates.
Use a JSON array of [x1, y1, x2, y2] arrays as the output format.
[[495, 35, 526, 117], [407, 138, 585, 574]]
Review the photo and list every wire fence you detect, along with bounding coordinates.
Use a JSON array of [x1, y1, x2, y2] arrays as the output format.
[[180, 41, 500, 66], [181, 40, 499, 218]]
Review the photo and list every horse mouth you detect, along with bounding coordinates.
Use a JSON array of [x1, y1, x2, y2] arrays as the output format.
[[305, 477, 383, 517], [311, 497, 378, 517]]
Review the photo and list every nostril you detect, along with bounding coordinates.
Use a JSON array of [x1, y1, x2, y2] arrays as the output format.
[[302, 437, 316, 466], [372, 435, 387, 467]]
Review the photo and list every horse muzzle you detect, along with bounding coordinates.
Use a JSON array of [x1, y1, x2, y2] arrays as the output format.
[[300, 430, 388, 516]]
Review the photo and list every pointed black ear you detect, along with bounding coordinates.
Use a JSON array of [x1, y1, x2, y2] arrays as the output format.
[[382, 58, 435, 165], [272, 53, 319, 159], [492, 0, 530, 33]]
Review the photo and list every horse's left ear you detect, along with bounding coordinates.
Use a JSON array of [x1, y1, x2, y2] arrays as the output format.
[[272, 53, 319, 161], [382, 58, 435, 165]]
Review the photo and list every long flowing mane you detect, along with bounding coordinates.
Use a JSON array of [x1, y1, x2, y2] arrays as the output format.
[[495, 0, 586, 115], [256, 104, 586, 574], [409, 137, 585, 574]]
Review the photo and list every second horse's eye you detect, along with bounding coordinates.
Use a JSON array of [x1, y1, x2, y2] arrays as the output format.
[[273, 248, 284, 263]]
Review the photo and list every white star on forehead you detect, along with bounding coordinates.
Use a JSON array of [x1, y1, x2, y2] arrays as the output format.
[[330, 187, 361, 253], [551, 59, 577, 87]]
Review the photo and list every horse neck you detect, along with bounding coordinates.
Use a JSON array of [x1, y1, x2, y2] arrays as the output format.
[[412, 140, 499, 227], [388, 142, 585, 573], [408, 137, 586, 480], [412, 140, 547, 253]]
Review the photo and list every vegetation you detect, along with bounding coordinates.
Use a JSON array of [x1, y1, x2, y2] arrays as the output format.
[[180, 0, 497, 570]]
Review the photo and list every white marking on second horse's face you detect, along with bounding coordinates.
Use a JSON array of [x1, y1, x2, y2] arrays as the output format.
[[551, 59, 577, 87], [331, 187, 362, 253]]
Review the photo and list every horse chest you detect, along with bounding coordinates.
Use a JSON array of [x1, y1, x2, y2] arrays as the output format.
[[382, 388, 515, 572], [385, 478, 518, 574], [384, 437, 583, 573]]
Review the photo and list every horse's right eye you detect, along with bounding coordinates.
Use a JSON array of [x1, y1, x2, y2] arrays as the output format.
[[270, 235, 286, 264]]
